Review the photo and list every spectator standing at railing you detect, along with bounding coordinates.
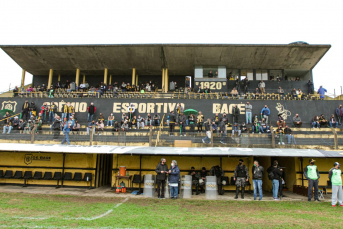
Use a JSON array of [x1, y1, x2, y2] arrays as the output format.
[[121, 82, 127, 91], [260, 105, 270, 124], [197, 86, 203, 93], [126, 83, 131, 92], [293, 114, 302, 128], [278, 86, 284, 99], [29, 102, 37, 117], [219, 119, 227, 144], [62, 103, 68, 121], [48, 86, 54, 98], [13, 86, 18, 97], [40, 102, 49, 122], [317, 86, 327, 99], [202, 119, 212, 144], [284, 126, 296, 145], [145, 83, 151, 92], [197, 111, 204, 133], [168, 110, 176, 135], [26, 86, 33, 93], [48, 102, 57, 123], [335, 105, 343, 125], [107, 113, 115, 126], [87, 102, 96, 122], [61, 123, 71, 145], [203, 87, 211, 94], [136, 115, 145, 129], [329, 114, 338, 128], [232, 105, 240, 124], [259, 80, 265, 94], [151, 84, 156, 92], [245, 102, 252, 124], [21, 100, 30, 121], [178, 113, 187, 136]]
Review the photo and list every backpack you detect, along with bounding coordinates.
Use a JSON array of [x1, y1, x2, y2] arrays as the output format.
[[268, 171, 274, 180]]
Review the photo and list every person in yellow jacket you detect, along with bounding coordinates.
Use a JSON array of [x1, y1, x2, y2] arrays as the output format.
[[67, 103, 74, 119], [62, 103, 68, 121]]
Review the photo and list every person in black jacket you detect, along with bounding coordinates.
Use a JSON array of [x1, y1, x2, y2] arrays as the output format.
[[232, 105, 240, 124], [269, 161, 283, 200], [233, 159, 250, 199], [22, 100, 30, 121], [202, 119, 212, 144], [178, 113, 187, 136], [252, 160, 264, 200], [168, 110, 176, 135], [267, 160, 285, 198], [210, 165, 225, 195], [155, 158, 169, 199]]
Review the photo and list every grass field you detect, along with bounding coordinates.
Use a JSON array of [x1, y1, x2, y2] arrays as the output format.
[[0, 192, 341, 228]]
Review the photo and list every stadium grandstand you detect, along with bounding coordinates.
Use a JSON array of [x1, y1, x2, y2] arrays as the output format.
[[0, 43, 342, 199]]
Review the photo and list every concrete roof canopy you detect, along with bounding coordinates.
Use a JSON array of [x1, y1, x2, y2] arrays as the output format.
[[0, 44, 331, 76]]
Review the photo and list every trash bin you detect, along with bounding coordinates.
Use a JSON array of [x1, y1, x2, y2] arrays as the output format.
[[143, 174, 156, 198], [181, 175, 192, 199], [205, 176, 217, 200]]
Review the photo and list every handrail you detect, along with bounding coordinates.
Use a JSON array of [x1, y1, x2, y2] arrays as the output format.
[[0, 113, 22, 122]]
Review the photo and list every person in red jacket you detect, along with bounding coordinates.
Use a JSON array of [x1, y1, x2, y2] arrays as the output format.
[[87, 102, 96, 122]]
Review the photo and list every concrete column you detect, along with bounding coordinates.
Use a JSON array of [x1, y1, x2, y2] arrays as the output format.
[[165, 68, 169, 93], [48, 69, 53, 89], [58, 75, 61, 82], [21, 69, 26, 87], [109, 75, 112, 85], [132, 68, 136, 86], [104, 68, 108, 85], [83, 75, 86, 84], [75, 69, 80, 86], [136, 75, 138, 87], [162, 68, 165, 91]]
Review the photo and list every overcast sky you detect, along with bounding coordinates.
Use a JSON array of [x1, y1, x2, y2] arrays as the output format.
[[0, 0, 342, 95]]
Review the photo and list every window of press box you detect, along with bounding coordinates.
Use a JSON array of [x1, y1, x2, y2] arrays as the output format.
[[203, 67, 219, 78], [256, 70, 268, 81], [227, 69, 239, 81], [240, 69, 253, 81], [269, 70, 283, 81]]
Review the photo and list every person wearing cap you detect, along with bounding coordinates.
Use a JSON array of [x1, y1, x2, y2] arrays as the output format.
[[329, 162, 342, 207], [304, 159, 320, 202], [188, 167, 200, 195], [233, 159, 249, 199]]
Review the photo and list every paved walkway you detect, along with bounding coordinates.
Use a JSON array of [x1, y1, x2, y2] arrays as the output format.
[[0, 185, 332, 202]]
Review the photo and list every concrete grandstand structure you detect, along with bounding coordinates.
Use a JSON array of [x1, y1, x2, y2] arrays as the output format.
[[0, 43, 342, 198]]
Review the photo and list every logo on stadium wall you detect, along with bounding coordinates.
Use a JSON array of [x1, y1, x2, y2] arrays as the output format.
[[275, 103, 291, 120], [24, 154, 33, 165], [1, 101, 17, 113]]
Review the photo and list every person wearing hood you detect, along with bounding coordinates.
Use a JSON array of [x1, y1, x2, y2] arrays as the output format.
[[329, 162, 343, 207], [168, 160, 180, 199], [304, 159, 320, 202], [233, 159, 249, 199]]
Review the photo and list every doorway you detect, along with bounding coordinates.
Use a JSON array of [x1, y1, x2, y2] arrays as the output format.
[[95, 154, 113, 188]]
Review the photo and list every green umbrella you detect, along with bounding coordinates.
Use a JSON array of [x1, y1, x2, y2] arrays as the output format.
[[183, 109, 198, 116], [0, 109, 15, 116]]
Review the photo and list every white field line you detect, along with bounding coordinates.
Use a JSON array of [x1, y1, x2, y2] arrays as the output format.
[[13, 197, 129, 221]]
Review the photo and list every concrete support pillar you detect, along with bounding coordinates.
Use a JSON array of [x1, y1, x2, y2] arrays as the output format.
[[58, 75, 61, 82], [104, 68, 108, 85], [162, 68, 165, 92], [132, 68, 136, 86], [21, 69, 26, 87], [109, 75, 112, 85], [75, 69, 80, 86], [165, 68, 169, 93], [136, 75, 138, 87], [83, 75, 86, 84], [48, 69, 53, 89]]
